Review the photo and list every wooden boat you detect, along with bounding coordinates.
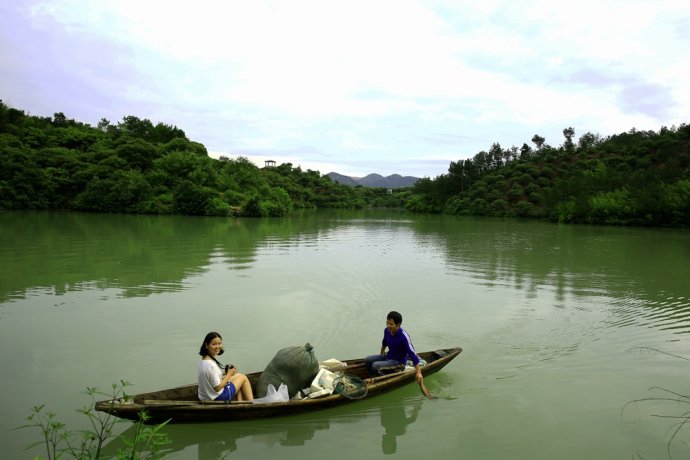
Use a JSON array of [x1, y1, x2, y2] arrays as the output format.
[[95, 347, 462, 424]]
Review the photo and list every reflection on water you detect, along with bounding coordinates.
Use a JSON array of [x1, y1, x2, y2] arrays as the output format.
[[0, 212, 223, 300], [609, 295, 690, 333], [105, 417, 331, 459], [104, 396, 425, 458], [178, 418, 331, 459], [409, 216, 690, 335], [2, 211, 690, 338], [380, 399, 422, 455]]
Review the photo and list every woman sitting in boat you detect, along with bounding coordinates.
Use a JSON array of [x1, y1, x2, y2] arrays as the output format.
[[198, 331, 254, 402]]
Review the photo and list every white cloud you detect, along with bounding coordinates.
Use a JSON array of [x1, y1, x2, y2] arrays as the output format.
[[3, 0, 689, 177]]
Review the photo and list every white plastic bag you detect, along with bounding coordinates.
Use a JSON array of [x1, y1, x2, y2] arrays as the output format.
[[252, 383, 290, 404], [319, 358, 347, 371]]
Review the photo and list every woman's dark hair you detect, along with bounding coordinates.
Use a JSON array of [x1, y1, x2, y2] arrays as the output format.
[[387, 311, 403, 325], [199, 331, 224, 357]]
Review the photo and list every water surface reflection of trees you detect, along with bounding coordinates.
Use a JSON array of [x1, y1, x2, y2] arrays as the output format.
[[4, 211, 689, 334], [409, 215, 690, 333], [0, 211, 342, 302]]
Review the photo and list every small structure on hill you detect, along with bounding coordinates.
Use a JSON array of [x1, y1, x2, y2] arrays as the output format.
[[264, 160, 276, 168]]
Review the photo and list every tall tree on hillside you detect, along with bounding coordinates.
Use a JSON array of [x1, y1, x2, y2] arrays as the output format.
[[532, 134, 546, 150], [97, 118, 110, 132], [519, 143, 533, 160], [489, 143, 504, 169], [563, 127, 575, 153], [578, 132, 602, 151], [448, 160, 466, 192]]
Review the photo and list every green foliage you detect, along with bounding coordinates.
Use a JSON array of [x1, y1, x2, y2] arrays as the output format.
[[115, 140, 160, 171], [0, 103, 389, 216], [489, 198, 508, 216], [588, 189, 636, 224], [404, 192, 443, 213], [408, 123, 690, 227], [470, 198, 488, 215], [16, 381, 170, 459], [660, 179, 690, 226], [515, 200, 541, 218], [553, 198, 577, 223], [82, 171, 153, 213], [506, 183, 524, 201], [172, 180, 215, 216], [6, 100, 686, 226], [264, 187, 293, 216], [443, 196, 471, 215]]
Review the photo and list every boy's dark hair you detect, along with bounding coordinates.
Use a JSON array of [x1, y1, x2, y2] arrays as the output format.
[[199, 331, 225, 357], [387, 311, 403, 325]]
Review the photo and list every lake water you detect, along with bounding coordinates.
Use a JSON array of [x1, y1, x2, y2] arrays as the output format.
[[1, 210, 689, 459]]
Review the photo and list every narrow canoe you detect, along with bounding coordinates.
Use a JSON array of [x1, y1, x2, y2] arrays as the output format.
[[95, 347, 462, 424]]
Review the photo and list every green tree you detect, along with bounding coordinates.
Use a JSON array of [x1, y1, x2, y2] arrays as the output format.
[[531, 134, 545, 150], [115, 139, 160, 171], [172, 180, 216, 215], [562, 127, 575, 153]]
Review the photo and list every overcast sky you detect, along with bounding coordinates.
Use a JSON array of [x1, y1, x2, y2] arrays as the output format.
[[2, 1, 689, 178]]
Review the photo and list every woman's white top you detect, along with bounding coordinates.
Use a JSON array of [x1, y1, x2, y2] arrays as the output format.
[[198, 359, 223, 401]]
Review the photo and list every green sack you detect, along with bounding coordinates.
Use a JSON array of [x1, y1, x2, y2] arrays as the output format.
[[257, 343, 319, 398]]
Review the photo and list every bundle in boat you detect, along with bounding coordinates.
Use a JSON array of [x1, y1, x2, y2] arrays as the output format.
[[256, 343, 319, 398]]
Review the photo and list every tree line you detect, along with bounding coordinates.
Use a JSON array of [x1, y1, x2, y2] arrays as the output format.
[[0, 101, 401, 217], [406, 125, 690, 227], [2, 100, 688, 226]]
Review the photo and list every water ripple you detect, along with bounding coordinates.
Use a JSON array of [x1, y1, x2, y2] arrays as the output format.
[[606, 295, 690, 335]]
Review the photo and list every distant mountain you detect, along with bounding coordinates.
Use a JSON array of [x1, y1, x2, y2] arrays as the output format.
[[327, 172, 420, 188], [327, 172, 360, 187]]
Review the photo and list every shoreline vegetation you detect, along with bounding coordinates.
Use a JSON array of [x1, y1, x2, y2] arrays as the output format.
[[17, 381, 170, 460], [1, 101, 688, 227]]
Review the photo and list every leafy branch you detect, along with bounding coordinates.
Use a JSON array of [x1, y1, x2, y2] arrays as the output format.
[[16, 381, 170, 459]]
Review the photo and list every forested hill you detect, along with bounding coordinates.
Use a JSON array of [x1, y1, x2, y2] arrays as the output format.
[[406, 125, 690, 227], [0, 101, 403, 216], [2, 101, 688, 226]]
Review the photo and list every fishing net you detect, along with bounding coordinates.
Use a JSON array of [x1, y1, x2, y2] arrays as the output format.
[[333, 374, 368, 399]]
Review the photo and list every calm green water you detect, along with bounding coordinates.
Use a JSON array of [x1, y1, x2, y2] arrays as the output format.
[[1, 210, 689, 459]]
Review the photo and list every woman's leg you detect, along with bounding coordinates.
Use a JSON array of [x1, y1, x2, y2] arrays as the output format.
[[229, 373, 254, 401]]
